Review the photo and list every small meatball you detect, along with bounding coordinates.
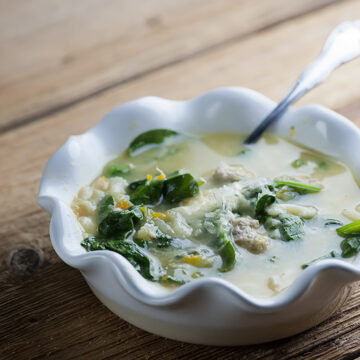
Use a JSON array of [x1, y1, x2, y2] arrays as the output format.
[[213, 162, 254, 182], [232, 216, 269, 254]]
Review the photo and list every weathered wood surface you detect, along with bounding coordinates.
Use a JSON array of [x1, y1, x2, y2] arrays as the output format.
[[1, 0, 360, 359], [0, 0, 338, 132]]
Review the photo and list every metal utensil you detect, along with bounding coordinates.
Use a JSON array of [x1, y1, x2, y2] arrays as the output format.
[[244, 20, 360, 144]]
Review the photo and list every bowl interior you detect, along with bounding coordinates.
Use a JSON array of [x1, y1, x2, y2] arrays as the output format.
[[38, 87, 360, 301]]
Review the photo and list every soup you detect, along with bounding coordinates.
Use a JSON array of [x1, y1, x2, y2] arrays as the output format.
[[72, 129, 360, 298]]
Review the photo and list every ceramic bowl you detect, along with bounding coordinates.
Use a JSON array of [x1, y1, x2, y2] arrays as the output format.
[[38, 87, 360, 345]]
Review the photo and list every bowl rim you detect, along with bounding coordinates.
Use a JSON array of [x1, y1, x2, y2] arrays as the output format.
[[38, 86, 360, 310]]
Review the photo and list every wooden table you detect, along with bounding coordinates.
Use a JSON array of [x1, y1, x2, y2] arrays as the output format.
[[1, 1, 360, 359]]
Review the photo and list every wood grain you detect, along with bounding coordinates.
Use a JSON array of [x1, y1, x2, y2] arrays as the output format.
[[1, 0, 360, 359], [1, 248, 360, 359], [0, 0, 338, 132]]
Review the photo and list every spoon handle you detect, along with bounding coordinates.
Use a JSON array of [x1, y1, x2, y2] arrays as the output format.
[[244, 20, 360, 144]]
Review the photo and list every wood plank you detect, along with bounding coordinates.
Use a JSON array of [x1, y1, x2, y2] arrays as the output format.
[[0, 0, 338, 132], [1, 251, 359, 359], [1, 0, 360, 358]]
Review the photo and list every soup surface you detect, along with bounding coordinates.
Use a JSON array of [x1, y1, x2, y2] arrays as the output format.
[[72, 130, 360, 298]]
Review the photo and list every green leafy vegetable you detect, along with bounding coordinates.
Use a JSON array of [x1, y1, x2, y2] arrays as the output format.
[[278, 213, 305, 242], [98, 206, 143, 239], [129, 171, 199, 206], [106, 164, 131, 177], [317, 161, 328, 169], [239, 148, 250, 155], [274, 180, 322, 193], [301, 251, 337, 269], [263, 216, 281, 232], [97, 194, 115, 223], [81, 236, 153, 279], [128, 178, 147, 191], [340, 238, 360, 258], [128, 129, 180, 156], [153, 230, 174, 248], [130, 179, 164, 206], [324, 219, 343, 226], [163, 173, 199, 203], [218, 239, 236, 272], [255, 194, 276, 220], [336, 220, 360, 237], [160, 275, 187, 286], [291, 158, 307, 168], [269, 255, 278, 263], [208, 211, 236, 272]]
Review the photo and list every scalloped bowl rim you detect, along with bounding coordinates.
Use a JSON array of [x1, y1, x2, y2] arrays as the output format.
[[38, 86, 360, 311]]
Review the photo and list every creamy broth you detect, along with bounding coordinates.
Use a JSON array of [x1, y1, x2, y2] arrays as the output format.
[[72, 131, 360, 298]]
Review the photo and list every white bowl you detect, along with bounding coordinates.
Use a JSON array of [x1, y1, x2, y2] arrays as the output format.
[[38, 87, 360, 345]]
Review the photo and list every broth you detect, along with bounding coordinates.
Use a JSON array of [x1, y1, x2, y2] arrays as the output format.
[[72, 131, 360, 298]]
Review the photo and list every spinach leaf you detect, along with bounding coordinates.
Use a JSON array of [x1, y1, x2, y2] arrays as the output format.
[[201, 210, 236, 272], [301, 251, 336, 269], [98, 206, 143, 239], [163, 173, 199, 203], [128, 129, 179, 156], [278, 213, 304, 242], [340, 237, 360, 258], [239, 148, 251, 155], [255, 194, 276, 220], [81, 236, 106, 251], [336, 220, 360, 237], [128, 178, 147, 191], [263, 216, 281, 232], [160, 274, 187, 286], [130, 179, 164, 206], [274, 180, 322, 193], [324, 219, 343, 226], [154, 230, 174, 248], [129, 172, 199, 205], [317, 161, 328, 169], [97, 194, 115, 223], [206, 210, 236, 272], [218, 237, 236, 272], [81, 236, 153, 280], [133, 238, 148, 248], [106, 164, 131, 177]]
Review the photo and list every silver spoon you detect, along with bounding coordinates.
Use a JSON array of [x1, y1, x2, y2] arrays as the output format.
[[244, 20, 360, 144]]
